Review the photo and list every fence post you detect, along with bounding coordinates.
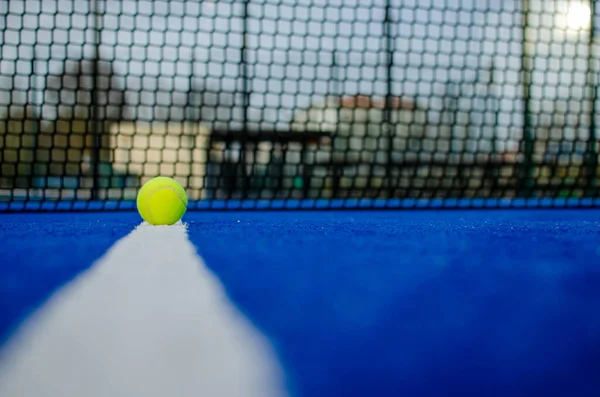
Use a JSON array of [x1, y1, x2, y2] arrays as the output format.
[[521, 0, 535, 196], [29, 46, 40, 190], [90, 0, 102, 201], [384, 0, 394, 198], [586, 0, 598, 193], [236, 0, 250, 199]]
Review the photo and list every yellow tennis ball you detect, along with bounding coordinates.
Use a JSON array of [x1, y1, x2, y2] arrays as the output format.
[[136, 177, 188, 226]]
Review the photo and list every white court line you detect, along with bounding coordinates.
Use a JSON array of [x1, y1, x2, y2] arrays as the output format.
[[0, 222, 288, 397]]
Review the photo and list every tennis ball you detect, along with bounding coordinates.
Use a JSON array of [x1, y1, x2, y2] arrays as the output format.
[[136, 176, 188, 226]]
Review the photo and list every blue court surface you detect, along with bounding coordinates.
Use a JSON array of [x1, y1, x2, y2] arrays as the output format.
[[1, 209, 599, 396]]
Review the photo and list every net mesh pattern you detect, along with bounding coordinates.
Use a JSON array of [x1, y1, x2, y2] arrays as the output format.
[[1, 0, 599, 211]]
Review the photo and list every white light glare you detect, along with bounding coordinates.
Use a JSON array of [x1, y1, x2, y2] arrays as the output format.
[[566, 2, 591, 31]]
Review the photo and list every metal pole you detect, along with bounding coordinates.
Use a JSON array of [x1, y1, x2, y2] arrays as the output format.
[[521, 0, 534, 196], [331, 51, 342, 198], [488, 61, 498, 157], [586, 0, 597, 193], [385, 0, 393, 197], [0, 2, 9, 188], [237, 0, 250, 198], [333, 50, 341, 146], [0, 1, 5, 54], [187, 42, 198, 192], [29, 46, 40, 189], [90, 0, 101, 200], [242, 0, 249, 129]]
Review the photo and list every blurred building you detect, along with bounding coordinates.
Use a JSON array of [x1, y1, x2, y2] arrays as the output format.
[[109, 122, 211, 200], [290, 94, 427, 165]]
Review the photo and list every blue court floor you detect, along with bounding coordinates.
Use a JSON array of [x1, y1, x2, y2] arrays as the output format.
[[1, 209, 600, 396]]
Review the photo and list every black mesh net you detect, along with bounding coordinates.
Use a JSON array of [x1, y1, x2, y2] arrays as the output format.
[[1, 0, 599, 211]]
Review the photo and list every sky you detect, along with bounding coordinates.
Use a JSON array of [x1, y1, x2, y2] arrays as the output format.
[[0, 0, 598, 141]]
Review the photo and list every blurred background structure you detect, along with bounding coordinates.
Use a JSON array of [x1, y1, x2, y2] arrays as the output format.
[[1, 0, 599, 209]]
